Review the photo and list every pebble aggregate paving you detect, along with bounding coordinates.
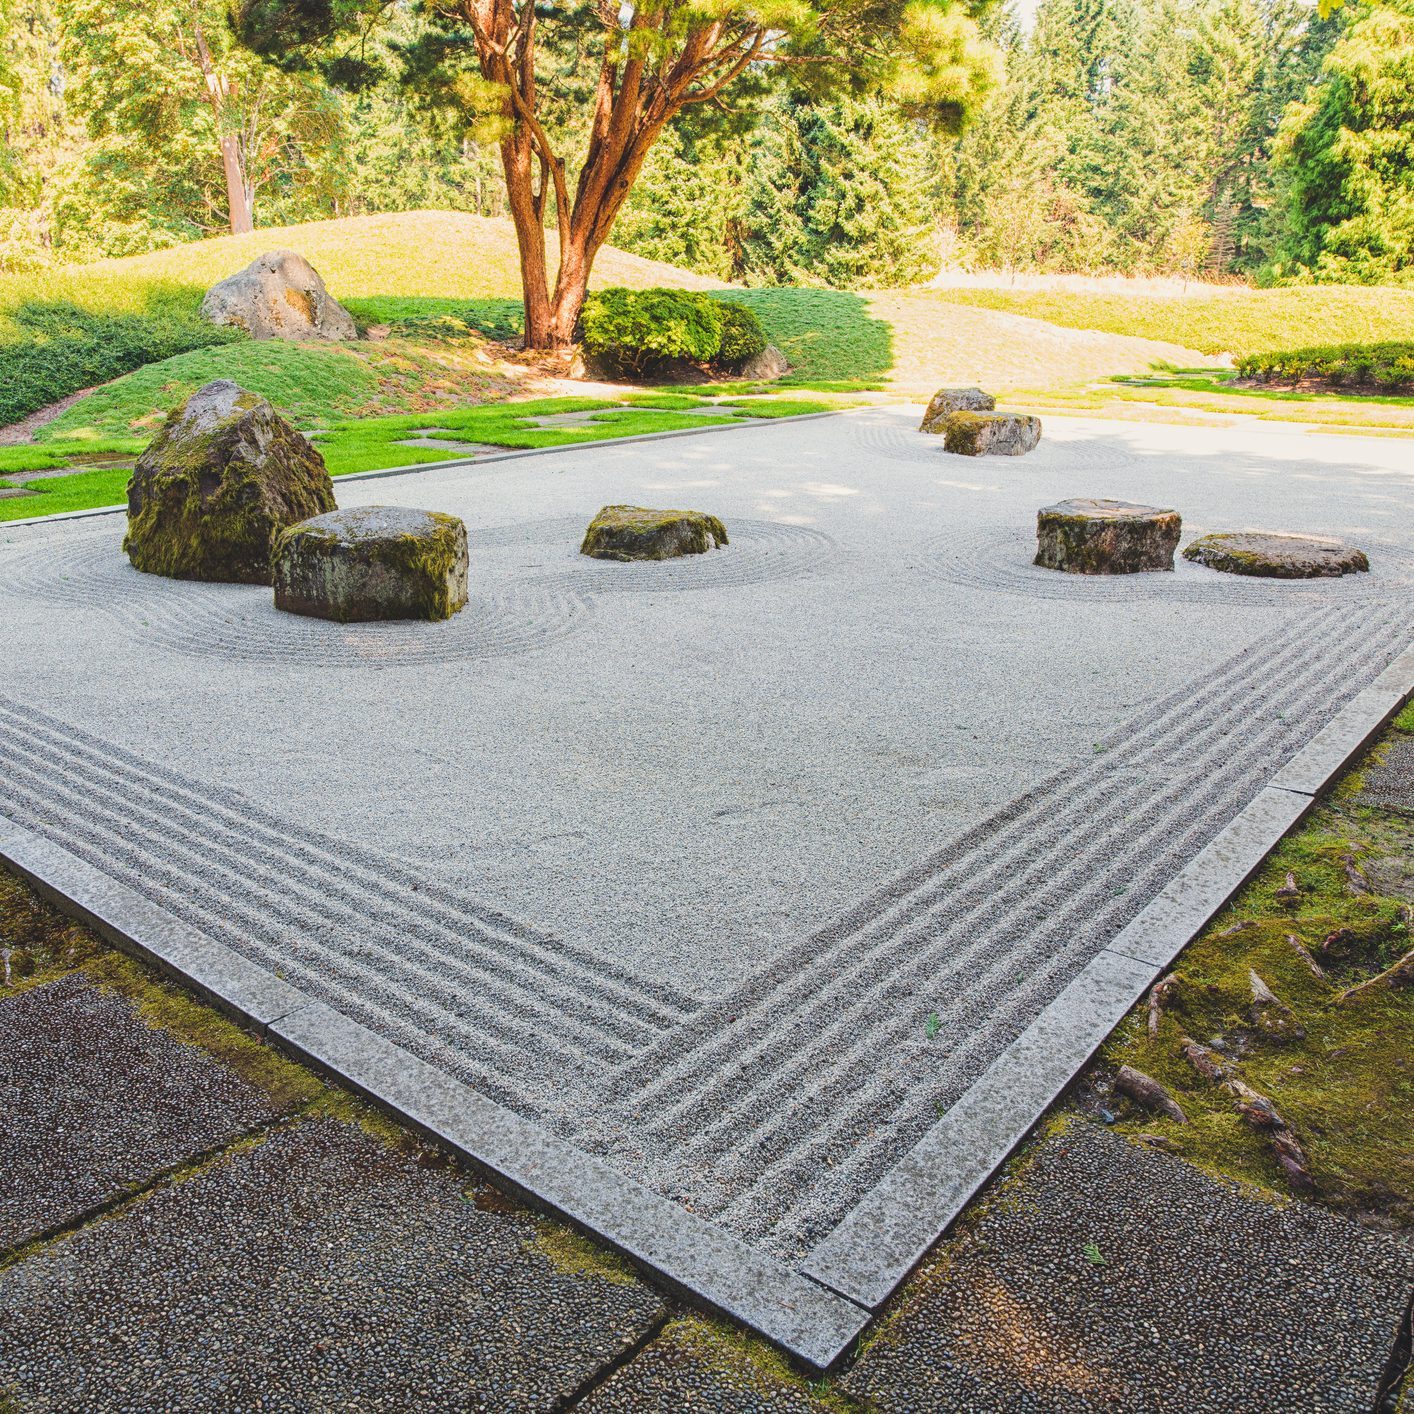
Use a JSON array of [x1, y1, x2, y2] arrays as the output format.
[[0, 972, 286, 1248], [840, 1122, 1414, 1413], [0, 1117, 667, 1411], [1360, 732, 1414, 814]]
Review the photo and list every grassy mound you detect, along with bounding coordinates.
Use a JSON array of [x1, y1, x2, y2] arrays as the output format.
[[927, 285, 1414, 358], [1237, 340, 1414, 393]]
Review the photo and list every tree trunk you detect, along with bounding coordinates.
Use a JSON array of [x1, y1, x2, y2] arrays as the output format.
[[219, 132, 254, 235]]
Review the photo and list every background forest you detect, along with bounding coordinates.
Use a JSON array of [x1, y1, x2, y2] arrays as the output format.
[[0, 0, 1410, 288]]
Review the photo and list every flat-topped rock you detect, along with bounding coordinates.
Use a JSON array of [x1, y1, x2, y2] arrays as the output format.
[[920, 387, 995, 433], [1183, 532, 1370, 579], [124, 380, 335, 584], [200, 250, 356, 341], [581, 505, 728, 562], [942, 411, 1041, 457], [273, 506, 469, 622], [1035, 498, 1182, 575]]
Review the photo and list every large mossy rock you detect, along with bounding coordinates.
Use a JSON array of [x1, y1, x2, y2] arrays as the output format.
[[273, 506, 469, 623], [920, 387, 995, 433], [1183, 531, 1370, 579], [123, 380, 335, 584], [580, 504, 728, 562], [942, 411, 1042, 457], [1035, 498, 1182, 574], [200, 250, 356, 341]]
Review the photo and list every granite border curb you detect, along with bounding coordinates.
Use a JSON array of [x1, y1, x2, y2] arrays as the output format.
[[0, 816, 867, 1374], [803, 646, 1414, 1310], [0, 409, 851, 532]]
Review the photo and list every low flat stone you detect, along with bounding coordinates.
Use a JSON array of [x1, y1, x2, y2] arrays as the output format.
[[200, 250, 356, 341], [273, 505, 469, 623], [1036, 498, 1182, 574], [842, 1123, 1414, 1413], [581, 504, 728, 562], [1183, 531, 1370, 579], [124, 379, 335, 584], [737, 343, 790, 382], [0, 1118, 666, 1408], [0, 973, 290, 1249], [942, 410, 1041, 456], [920, 386, 995, 433]]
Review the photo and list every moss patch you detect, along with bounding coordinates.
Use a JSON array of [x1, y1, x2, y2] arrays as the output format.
[[530, 1222, 641, 1287], [0, 866, 102, 995]]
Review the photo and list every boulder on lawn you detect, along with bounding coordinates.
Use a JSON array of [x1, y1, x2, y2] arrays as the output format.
[[1035, 498, 1182, 575], [273, 506, 469, 623], [124, 380, 335, 584], [581, 505, 727, 562], [737, 344, 791, 382], [942, 410, 1042, 457], [920, 386, 995, 433], [1182, 531, 1370, 579], [200, 250, 356, 341]]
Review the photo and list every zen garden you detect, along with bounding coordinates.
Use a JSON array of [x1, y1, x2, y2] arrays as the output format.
[[1, 0, 1412, 1408]]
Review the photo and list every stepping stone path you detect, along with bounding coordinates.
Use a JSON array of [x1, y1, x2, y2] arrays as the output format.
[[1035, 497, 1182, 574], [1183, 531, 1370, 578], [273, 506, 469, 623], [942, 411, 1042, 457], [200, 250, 356, 341], [124, 379, 335, 585], [919, 387, 995, 433], [581, 504, 728, 562]]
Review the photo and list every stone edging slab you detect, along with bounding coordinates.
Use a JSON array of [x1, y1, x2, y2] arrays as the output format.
[[0, 410, 848, 532], [802, 646, 1414, 1310]]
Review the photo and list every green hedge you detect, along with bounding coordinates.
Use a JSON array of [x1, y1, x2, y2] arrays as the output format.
[[0, 299, 242, 427], [1236, 340, 1414, 393], [581, 287, 767, 379]]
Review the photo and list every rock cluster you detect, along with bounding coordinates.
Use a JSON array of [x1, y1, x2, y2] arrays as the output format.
[[273, 506, 469, 623], [942, 411, 1042, 457], [580, 505, 728, 562], [1182, 531, 1369, 579], [1035, 498, 1182, 574], [200, 251, 356, 341], [124, 380, 335, 583], [919, 387, 995, 433]]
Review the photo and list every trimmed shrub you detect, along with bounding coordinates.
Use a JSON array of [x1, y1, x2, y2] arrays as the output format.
[[715, 301, 768, 368], [1236, 340, 1414, 393], [581, 287, 724, 379]]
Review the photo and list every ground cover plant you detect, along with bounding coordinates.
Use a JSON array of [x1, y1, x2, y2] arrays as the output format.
[[926, 286, 1414, 357], [1237, 341, 1414, 394]]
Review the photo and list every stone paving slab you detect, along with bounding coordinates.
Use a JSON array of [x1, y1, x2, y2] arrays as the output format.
[[1360, 731, 1414, 815], [0, 972, 291, 1249], [0, 1117, 667, 1411], [840, 1122, 1414, 1413]]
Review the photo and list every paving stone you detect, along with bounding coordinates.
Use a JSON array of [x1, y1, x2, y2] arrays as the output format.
[[0, 972, 287, 1249], [841, 1122, 1414, 1413], [1359, 731, 1414, 815], [582, 1319, 831, 1412], [0, 1118, 667, 1411]]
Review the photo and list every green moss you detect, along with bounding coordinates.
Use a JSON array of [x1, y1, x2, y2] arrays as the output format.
[[580, 504, 728, 562], [530, 1222, 641, 1286], [0, 865, 103, 995]]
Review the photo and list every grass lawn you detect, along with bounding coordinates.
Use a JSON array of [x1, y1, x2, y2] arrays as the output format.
[[0, 393, 836, 523], [927, 285, 1414, 358]]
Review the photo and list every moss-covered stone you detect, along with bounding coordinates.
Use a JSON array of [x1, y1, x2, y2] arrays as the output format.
[[1035, 498, 1182, 574], [123, 379, 335, 584], [1183, 531, 1371, 579], [942, 410, 1042, 457], [580, 504, 728, 562], [273, 505, 469, 623], [919, 386, 995, 433]]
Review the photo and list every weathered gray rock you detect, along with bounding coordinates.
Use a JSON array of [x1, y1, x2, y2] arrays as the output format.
[[920, 387, 995, 433], [200, 250, 357, 341], [941, 411, 1041, 456], [581, 505, 727, 562], [1035, 498, 1182, 575], [273, 506, 469, 623], [1182, 531, 1370, 579], [737, 344, 790, 382], [124, 380, 335, 584]]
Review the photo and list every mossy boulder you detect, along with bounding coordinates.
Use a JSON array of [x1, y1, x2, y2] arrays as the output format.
[[200, 250, 356, 341], [123, 379, 335, 584], [920, 387, 995, 433], [942, 410, 1042, 456], [273, 506, 469, 623], [1183, 532, 1370, 579], [580, 505, 728, 562], [1035, 498, 1182, 575]]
